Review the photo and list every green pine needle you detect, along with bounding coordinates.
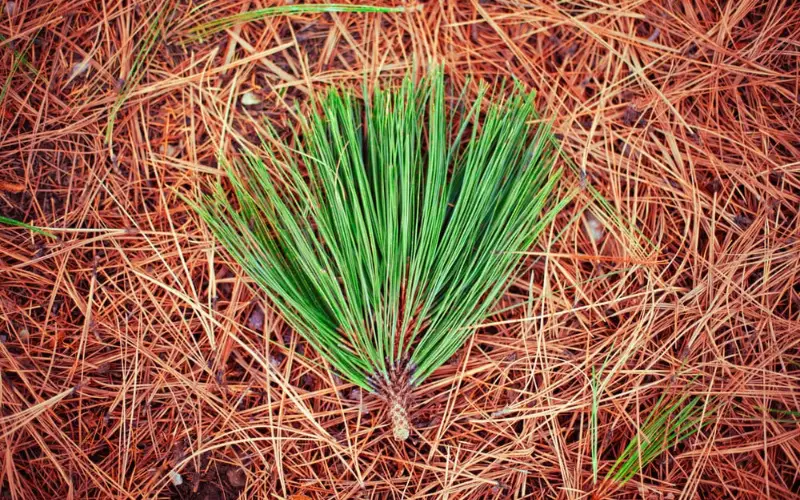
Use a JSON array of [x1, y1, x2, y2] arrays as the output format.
[[105, 6, 169, 145], [606, 394, 709, 485], [194, 70, 565, 403], [189, 4, 410, 39], [0, 215, 56, 239]]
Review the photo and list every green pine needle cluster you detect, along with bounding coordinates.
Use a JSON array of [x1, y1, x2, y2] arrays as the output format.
[[194, 70, 565, 394]]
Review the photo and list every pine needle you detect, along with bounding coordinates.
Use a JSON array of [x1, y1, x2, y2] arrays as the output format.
[[0, 215, 56, 239], [188, 4, 410, 39], [606, 394, 709, 485], [193, 70, 566, 439]]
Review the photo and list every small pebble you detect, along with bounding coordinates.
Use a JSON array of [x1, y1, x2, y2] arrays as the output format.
[[168, 470, 183, 486], [247, 307, 264, 331], [159, 144, 179, 157], [585, 212, 605, 242], [269, 354, 283, 369], [241, 91, 261, 106], [70, 58, 91, 79], [226, 467, 246, 487]]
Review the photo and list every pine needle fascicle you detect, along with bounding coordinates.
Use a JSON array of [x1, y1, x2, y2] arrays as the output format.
[[606, 394, 710, 486], [194, 70, 566, 440]]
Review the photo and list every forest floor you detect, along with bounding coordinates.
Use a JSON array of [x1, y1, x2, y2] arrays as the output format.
[[1, 1, 799, 498]]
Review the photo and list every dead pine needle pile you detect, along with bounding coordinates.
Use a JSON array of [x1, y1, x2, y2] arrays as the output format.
[[1, 1, 799, 499]]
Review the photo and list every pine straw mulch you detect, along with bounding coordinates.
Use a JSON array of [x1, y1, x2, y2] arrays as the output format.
[[1, 1, 799, 498]]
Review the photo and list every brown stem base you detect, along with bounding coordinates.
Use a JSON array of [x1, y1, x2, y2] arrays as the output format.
[[388, 397, 410, 441], [373, 362, 414, 441]]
